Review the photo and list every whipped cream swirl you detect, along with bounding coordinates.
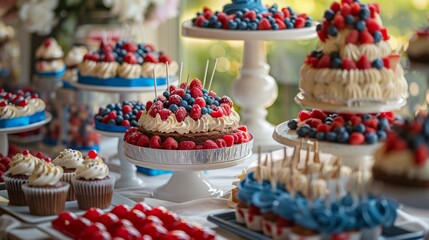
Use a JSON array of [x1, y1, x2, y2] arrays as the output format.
[[0, 105, 19, 119], [65, 46, 87, 67], [53, 149, 84, 170], [28, 162, 64, 186], [75, 158, 109, 180], [36, 38, 64, 59], [8, 153, 42, 176], [118, 63, 141, 79]]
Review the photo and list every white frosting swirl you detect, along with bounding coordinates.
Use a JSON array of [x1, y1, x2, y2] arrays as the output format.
[[141, 61, 179, 77], [95, 62, 119, 79], [53, 149, 84, 170], [17, 105, 35, 116], [28, 162, 63, 186], [63, 69, 77, 82], [75, 158, 109, 180], [65, 46, 87, 67], [28, 98, 45, 113], [8, 153, 42, 176], [118, 63, 141, 79], [36, 38, 64, 59], [0, 105, 19, 119], [78, 60, 97, 76]]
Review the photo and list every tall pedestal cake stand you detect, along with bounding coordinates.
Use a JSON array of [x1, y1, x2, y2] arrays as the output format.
[[182, 21, 316, 149], [68, 82, 170, 188], [124, 140, 253, 202], [273, 93, 407, 167], [0, 113, 52, 156]]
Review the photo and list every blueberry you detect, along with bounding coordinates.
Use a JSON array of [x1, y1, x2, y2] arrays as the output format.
[[316, 23, 322, 32], [249, 22, 258, 30], [95, 115, 102, 122], [257, 14, 263, 20], [373, 31, 382, 43], [272, 23, 279, 30], [101, 108, 111, 115], [207, 107, 213, 114], [107, 103, 115, 110], [316, 132, 325, 141], [122, 100, 129, 106], [305, 20, 312, 27], [201, 107, 208, 115], [345, 124, 353, 133], [183, 93, 191, 101], [215, 21, 222, 29], [359, 9, 370, 20], [228, 20, 238, 30], [115, 103, 122, 110], [365, 133, 378, 144], [328, 25, 338, 37], [378, 118, 389, 130], [108, 119, 116, 126], [324, 9, 335, 21], [287, 7, 295, 15], [131, 115, 137, 120], [334, 127, 346, 134], [132, 108, 139, 115], [331, 58, 342, 69], [210, 16, 217, 22], [117, 111, 123, 116], [201, 20, 209, 28], [372, 59, 384, 69], [285, 19, 294, 29], [236, 11, 243, 18], [244, 17, 251, 23], [116, 56, 123, 63], [309, 128, 317, 138], [124, 114, 130, 120], [213, 100, 220, 106], [297, 125, 311, 137], [354, 123, 366, 133], [362, 114, 372, 121], [116, 116, 124, 124], [202, 89, 208, 95], [326, 132, 337, 142], [163, 91, 170, 98], [169, 104, 178, 113], [207, 96, 214, 105], [346, 15, 355, 25], [311, 50, 324, 59], [288, 119, 298, 130], [325, 117, 334, 123], [355, 20, 366, 32], [377, 130, 387, 141], [272, 3, 278, 9], [131, 120, 138, 127], [188, 98, 195, 105], [120, 49, 127, 56], [180, 100, 188, 107], [185, 105, 192, 112], [239, 21, 248, 30], [330, 52, 340, 59], [337, 131, 350, 143], [163, 101, 169, 108]]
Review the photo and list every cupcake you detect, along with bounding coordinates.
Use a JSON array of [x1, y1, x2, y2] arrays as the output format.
[[3, 151, 42, 205], [52, 149, 84, 201], [35, 38, 65, 76], [22, 162, 69, 216], [72, 150, 114, 210]]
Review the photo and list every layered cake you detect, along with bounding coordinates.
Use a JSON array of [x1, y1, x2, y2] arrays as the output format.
[[124, 78, 251, 149], [35, 38, 65, 76], [63, 46, 88, 84], [299, 1, 408, 105], [0, 89, 46, 128], [373, 113, 429, 187], [407, 26, 429, 64], [78, 40, 178, 87], [287, 109, 398, 145], [192, 1, 313, 30]]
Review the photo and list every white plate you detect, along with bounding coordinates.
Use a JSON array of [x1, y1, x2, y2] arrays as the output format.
[[0, 190, 135, 224], [0, 182, 5, 190], [37, 222, 72, 240]]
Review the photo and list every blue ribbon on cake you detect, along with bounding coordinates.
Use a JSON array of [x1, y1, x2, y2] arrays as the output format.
[[78, 74, 168, 87], [62, 80, 78, 90], [223, 0, 267, 14], [95, 122, 130, 133], [0, 110, 45, 128], [36, 67, 66, 77]]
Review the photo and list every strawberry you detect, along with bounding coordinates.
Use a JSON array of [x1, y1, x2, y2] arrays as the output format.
[[382, 58, 390, 69], [330, 2, 341, 12], [317, 124, 331, 133], [380, 28, 390, 40], [195, 145, 204, 150], [317, 55, 331, 68], [359, 31, 374, 44], [295, 18, 305, 28], [217, 12, 228, 23], [415, 145, 428, 166], [163, 137, 178, 150], [356, 55, 371, 69], [104, 52, 115, 62], [146, 101, 153, 110], [308, 118, 322, 128], [341, 3, 351, 16], [215, 139, 227, 148], [273, 12, 284, 21], [238, 125, 247, 132], [159, 109, 172, 121], [364, 118, 379, 129], [310, 109, 327, 120], [175, 107, 187, 122], [219, 96, 233, 107], [342, 58, 357, 70], [121, 120, 131, 126], [258, 18, 272, 30], [159, 54, 171, 63], [330, 121, 343, 130], [223, 135, 234, 147], [122, 42, 137, 53], [308, 57, 319, 68], [298, 110, 311, 121], [346, 30, 359, 44], [350, 116, 362, 125], [317, 31, 328, 42], [366, 19, 380, 34], [149, 136, 162, 149], [144, 53, 159, 63], [195, 16, 206, 27], [178, 141, 196, 150], [275, 19, 286, 30], [203, 10, 213, 20], [333, 15, 346, 30], [136, 135, 150, 147], [281, 8, 291, 18], [190, 79, 203, 89], [125, 132, 140, 145], [190, 88, 203, 98], [369, 3, 380, 13], [349, 132, 365, 145], [243, 10, 257, 21], [341, 0, 353, 4], [350, 2, 361, 15], [387, 54, 400, 70], [149, 108, 158, 118], [368, 5, 377, 18], [190, 104, 201, 120]]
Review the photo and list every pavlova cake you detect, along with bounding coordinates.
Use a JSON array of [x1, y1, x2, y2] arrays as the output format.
[[299, 1, 408, 105], [35, 38, 65, 77], [124, 78, 251, 149]]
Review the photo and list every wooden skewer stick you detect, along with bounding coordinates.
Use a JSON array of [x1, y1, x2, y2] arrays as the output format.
[[153, 69, 157, 99], [207, 58, 219, 92], [314, 141, 320, 163], [203, 60, 209, 88], [178, 62, 183, 85], [165, 62, 170, 90], [270, 155, 277, 191], [184, 73, 191, 93]]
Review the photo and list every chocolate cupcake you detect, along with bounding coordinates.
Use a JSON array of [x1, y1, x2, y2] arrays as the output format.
[[52, 149, 84, 201], [72, 150, 114, 210]]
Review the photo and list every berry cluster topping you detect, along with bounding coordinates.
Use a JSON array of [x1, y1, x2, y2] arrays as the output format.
[[0, 150, 51, 182], [146, 79, 233, 121], [384, 113, 429, 166], [124, 126, 251, 150], [95, 101, 145, 128], [52, 203, 216, 240], [192, 5, 312, 31], [0, 89, 40, 108], [288, 109, 399, 145], [83, 40, 172, 65]]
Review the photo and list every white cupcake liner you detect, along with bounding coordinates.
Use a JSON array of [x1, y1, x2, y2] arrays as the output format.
[[22, 183, 69, 216], [289, 232, 322, 240], [61, 172, 76, 201], [244, 212, 263, 231], [235, 207, 248, 224], [3, 174, 29, 206], [72, 176, 115, 210], [262, 219, 275, 237], [273, 226, 292, 240]]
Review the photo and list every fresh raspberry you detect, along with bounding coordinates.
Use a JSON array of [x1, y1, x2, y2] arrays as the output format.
[[190, 88, 203, 98], [153, 100, 164, 110], [317, 30, 328, 42], [104, 52, 115, 62], [136, 110, 144, 120], [310, 109, 327, 120], [149, 108, 158, 118], [169, 95, 182, 105], [415, 145, 428, 166], [380, 28, 389, 40], [275, 19, 286, 29], [223, 135, 234, 147], [308, 118, 322, 128], [317, 55, 331, 68], [366, 19, 380, 34], [121, 120, 131, 126], [232, 133, 239, 143], [243, 10, 257, 21], [122, 105, 132, 114], [392, 138, 407, 151], [330, 121, 343, 130], [190, 79, 203, 90], [298, 110, 311, 122], [208, 91, 217, 99], [365, 127, 376, 134], [211, 107, 224, 118], [159, 54, 171, 63], [169, 85, 177, 93], [157, 95, 167, 103], [215, 139, 227, 148], [194, 97, 206, 108], [175, 107, 187, 122], [125, 132, 140, 145], [349, 132, 365, 145], [144, 53, 159, 63], [221, 104, 231, 116], [341, 3, 352, 16], [159, 109, 172, 121], [240, 132, 251, 143], [350, 116, 362, 125], [294, 18, 305, 28], [217, 12, 228, 23], [364, 118, 379, 129], [359, 31, 374, 44], [195, 145, 204, 150], [346, 30, 359, 44], [124, 52, 137, 64], [333, 116, 345, 125], [238, 125, 247, 132], [330, 2, 341, 12], [163, 137, 178, 150], [195, 16, 206, 27], [342, 58, 357, 70], [136, 135, 150, 147], [149, 136, 162, 149], [356, 55, 371, 69], [179, 82, 187, 90], [333, 14, 346, 30], [369, 3, 380, 13], [350, 2, 361, 15], [122, 42, 137, 52], [382, 58, 390, 69], [204, 140, 218, 149], [258, 18, 271, 30], [178, 141, 196, 150], [190, 104, 202, 120], [171, 89, 185, 98], [317, 124, 331, 133], [219, 96, 233, 107], [380, 111, 394, 120], [146, 101, 153, 110]]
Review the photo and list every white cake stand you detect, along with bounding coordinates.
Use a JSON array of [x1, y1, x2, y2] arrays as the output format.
[[0, 113, 52, 156], [182, 21, 317, 149], [273, 121, 380, 167], [68, 81, 171, 188]]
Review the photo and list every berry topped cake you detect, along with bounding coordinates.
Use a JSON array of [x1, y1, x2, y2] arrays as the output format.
[[407, 26, 429, 64], [63, 46, 88, 83], [124, 78, 251, 150], [35, 38, 65, 76], [78, 40, 178, 87], [192, 1, 313, 31], [299, 0, 408, 105], [373, 113, 429, 187]]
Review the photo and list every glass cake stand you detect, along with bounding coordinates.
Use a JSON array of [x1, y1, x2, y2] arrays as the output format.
[[182, 20, 317, 149]]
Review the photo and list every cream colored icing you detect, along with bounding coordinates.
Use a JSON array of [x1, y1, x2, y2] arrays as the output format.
[[28, 162, 63, 186], [139, 109, 240, 134], [95, 62, 119, 79], [53, 149, 84, 170], [28, 98, 45, 113], [8, 153, 42, 176], [36, 38, 64, 59], [63, 69, 77, 82], [78, 60, 97, 76], [141, 61, 179, 77], [0, 22, 14, 41], [75, 158, 109, 180], [36, 59, 65, 73], [17, 104, 35, 116], [0, 105, 19, 119], [65, 46, 87, 67], [118, 63, 141, 79]]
